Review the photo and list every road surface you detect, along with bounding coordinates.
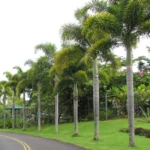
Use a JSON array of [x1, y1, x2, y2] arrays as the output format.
[[0, 132, 86, 150]]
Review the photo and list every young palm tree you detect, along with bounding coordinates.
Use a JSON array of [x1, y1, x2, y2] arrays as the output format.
[[17, 76, 30, 131], [14, 66, 28, 130], [55, 45, 88, 135], [81, 0, 150, 146], [0, 81, 11, 128], [3, 72, 19, 129]]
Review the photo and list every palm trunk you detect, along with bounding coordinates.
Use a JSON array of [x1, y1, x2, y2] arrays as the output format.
[[12, 88, 15, 129], [126, 47, 135, 147], [37, 84, 41, 132], [55, 93, 59, 133], [54, 75, 59, 133], [23, 89, 26, 130], [73, 83, 78, 136], [105, 93, 108, 120], [93, 58, 99, 140], [3, 94, 6, 129]]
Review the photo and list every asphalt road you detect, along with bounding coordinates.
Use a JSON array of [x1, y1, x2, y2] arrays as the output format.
[[0, 132, 86, 150]]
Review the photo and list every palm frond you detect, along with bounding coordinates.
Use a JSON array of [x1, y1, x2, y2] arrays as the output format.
[[16, 79, 28, 96], [49, 65, 57, 77], [124, 0, 143, 31], [54, 77, 74, 94], [86, 37, 116, 59], [24, 59, 35, 67], [13, 66, 23, 74], [54, 45, 83, 73], [35, 43, 56, 58], [140, 20, 150, 36], [3, 72, 13, 80], [83, 12, 121, 36], [60, 24, 88, 47], [75, 0, 107, 22], [99, 69, 110, 85], [5, 80, 17, 88], [74, 70, 88, 84]]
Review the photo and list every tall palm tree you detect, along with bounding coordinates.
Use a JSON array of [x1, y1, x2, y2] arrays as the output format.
[[25, 56, 51, 131], [25, 59, 42, 131], [81, 0, 150, 146], [61, 2, 117, 140], [35, 43, 58, 132]]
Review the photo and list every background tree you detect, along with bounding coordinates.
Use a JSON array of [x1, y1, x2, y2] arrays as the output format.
[[0, 81, 11, 128], [3, 72, 19, 129]]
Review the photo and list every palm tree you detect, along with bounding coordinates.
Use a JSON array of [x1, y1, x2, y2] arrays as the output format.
[[55, 45, 88, 136], [16, 75, 30, 130], [54, 75, 59, 133], [0, 81, 11, 128], [61, 2, 117, 140], [14, 66, 27, 130], [34, 43, 58, 132], [81, 0, 150, 146], [3, 72, 18, 129], [25, 59, 42, 131], [25, 56, 51, 131]]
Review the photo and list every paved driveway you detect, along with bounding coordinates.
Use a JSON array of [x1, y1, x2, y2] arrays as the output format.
[[0, 132, 86, 150]]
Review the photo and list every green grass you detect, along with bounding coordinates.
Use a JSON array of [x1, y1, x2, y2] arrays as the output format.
[[0, 118, 150, 150]]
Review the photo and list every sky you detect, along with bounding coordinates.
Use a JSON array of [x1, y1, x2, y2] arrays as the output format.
[[0, 0, 150, 80]]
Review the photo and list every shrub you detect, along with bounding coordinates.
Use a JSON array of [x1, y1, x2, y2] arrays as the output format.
[[6, 118, 12, 128], [0, 120, 3, 128], [120, 127, 150, 138], [135, 128, 146, 136], [120, 128, 128, 133], [145, 131, 150, 138]]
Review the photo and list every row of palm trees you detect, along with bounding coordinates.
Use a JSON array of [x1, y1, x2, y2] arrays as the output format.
[[75, 0, 150, 146], [0, 0, 150, 147]]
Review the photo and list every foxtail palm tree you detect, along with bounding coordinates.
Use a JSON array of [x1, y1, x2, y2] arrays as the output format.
[[55, 45, 88, 135], [3, 72, 18, 129], [35, 43, 58, 132], [61, 10, 117, 139], [0, 81, 11, 128], [17, 77, 30, 131]]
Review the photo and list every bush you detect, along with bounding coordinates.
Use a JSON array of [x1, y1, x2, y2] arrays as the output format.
[[120, 127, 150, 138], [6, 118, 12, 128], [0, 120, 3, 128], [145, 131, 150, 138], [15, 119, 23, 128], [135, 128, 146, 136], [120, 128, 129, 133], [0, 118, 30, 129]]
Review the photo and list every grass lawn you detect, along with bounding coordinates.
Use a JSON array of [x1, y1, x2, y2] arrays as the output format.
[[0, 118, 150, 150]]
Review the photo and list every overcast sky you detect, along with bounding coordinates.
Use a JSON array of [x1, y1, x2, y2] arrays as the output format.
[[0, 0, 150, 80]]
